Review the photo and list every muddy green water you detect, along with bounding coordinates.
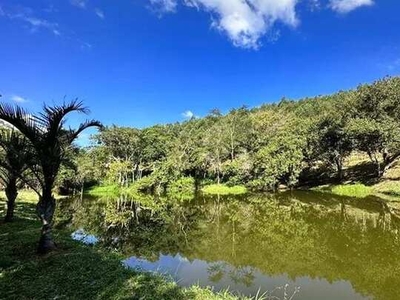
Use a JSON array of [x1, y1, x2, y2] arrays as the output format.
[[63, 191, 400, 300]]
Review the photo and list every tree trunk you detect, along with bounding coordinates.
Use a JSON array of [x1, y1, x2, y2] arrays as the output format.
[[80, 182, 84, 201], [37, 187, 57, 254], [4, 178, 18, 222], [367, 150, 382, 178], [335, 158, 343, 182], [376, 161, 382, 178], [381, 151, 400, 177]]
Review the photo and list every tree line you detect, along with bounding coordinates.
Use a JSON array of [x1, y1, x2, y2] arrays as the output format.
[[65, 76, 400, 193], [1, 76, 400, 252]]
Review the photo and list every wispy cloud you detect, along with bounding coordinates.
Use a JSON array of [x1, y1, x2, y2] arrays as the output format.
[[23, 16, 60, 35], [1, 5, 94, 49], [149, 0, 178, 13], [182, 110, 194, 119], [95, 8, 105, 19], [43, 5, 58, 14], [71, 0, 105, 21], [330, 0, 374, 13], [11, 95, 28, 103], [1, 6, 60, 36], [80, 41, 92, 50], [70, 0, 88, 9], [308, 0, 322, 12], [383, 58, 400, 71]]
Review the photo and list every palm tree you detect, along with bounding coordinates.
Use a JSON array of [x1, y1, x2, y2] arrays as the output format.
[[0, 130, 33, 222], [0, 100, 102, 253]]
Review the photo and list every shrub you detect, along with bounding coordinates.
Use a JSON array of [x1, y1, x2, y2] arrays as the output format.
[[168, 177, 195, 194]]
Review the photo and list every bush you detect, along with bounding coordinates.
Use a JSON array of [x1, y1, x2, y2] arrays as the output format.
[[132, 176, 157, 192], [168, 177, 195, 194]]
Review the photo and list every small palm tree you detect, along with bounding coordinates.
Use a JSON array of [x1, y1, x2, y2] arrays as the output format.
[[0, 100, 102, 253], [0, 130, 33, 222]]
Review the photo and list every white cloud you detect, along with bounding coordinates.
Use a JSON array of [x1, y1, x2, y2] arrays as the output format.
[[11, 95, 28, 103], [330, 0, 374, 13], [150, 0, 299, 49], [150, 0, 375, 48], [71, 0, 88, 9], [182, 110, 194, 119], [95, 8, 105, 19]]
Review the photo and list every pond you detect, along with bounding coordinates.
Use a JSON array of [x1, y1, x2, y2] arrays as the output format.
[[60, 191, 400, 300]]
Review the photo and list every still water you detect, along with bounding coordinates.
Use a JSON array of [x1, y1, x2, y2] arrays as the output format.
[[61, 191, 400, 300]]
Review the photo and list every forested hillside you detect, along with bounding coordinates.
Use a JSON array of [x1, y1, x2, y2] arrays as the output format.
[[60, 77, 400, 193]]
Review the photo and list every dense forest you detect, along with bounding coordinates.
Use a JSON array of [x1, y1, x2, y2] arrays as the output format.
[[55, 76, 400, 194]]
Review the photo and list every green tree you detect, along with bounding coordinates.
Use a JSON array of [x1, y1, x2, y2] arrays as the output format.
[[95, 126, 141, 186], [0, 100, 102, 253], [0, 129, 33, 222], [317, 94, 353, 181], [349, 77, 400, 176]]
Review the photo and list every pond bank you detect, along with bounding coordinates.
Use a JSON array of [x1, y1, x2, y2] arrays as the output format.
[[0, 199, 254, 300], [85, 181, 400, 202]]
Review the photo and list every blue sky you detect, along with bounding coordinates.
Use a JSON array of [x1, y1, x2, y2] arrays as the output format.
[[1, 0, 400, 135]]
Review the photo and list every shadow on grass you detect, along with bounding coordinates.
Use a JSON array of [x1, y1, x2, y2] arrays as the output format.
[[299, 161, 379, 189], [344, 161, 378, 186], [382, 191, 400, 197], [0, 193, 38, 222]]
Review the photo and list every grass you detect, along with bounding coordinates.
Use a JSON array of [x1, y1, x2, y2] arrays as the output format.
[[311, 181, 400, 201], [307, 153, 400, 201], [331, 184, 373, 198], [201, 184, 247, 195], [86, 184, 121, 196], [0, 196, 269, 300]]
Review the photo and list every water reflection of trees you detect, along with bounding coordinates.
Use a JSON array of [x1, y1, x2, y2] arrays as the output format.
[[59, 191, 400, 300]]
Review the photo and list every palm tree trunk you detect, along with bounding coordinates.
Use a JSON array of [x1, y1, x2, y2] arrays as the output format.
[[37, 187, 57, 253], [4, 178, 18, 222]]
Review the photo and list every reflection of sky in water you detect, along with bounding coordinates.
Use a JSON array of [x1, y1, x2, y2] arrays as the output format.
[[71, 228, 99, 245], [122, 254, 370, 300]]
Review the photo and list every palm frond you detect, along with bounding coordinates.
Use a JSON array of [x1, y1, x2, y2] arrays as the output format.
[[35, 99, 89, 129], [34, 100, 93, 150], [0, 170, 10, 184], [67, 119, 103, 144], [0, 103, 41, 143]]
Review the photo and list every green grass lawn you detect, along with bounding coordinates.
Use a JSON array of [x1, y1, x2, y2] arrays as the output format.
[[201, 184, 247, 195], [0, 196, 261, 300]]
